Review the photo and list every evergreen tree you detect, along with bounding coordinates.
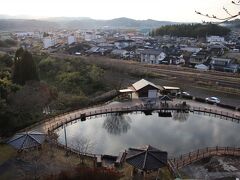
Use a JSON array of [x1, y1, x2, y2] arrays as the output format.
[[12, 48, 39, 85], [151, 23, 230, 38]]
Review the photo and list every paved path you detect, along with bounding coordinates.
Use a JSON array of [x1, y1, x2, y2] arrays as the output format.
[[175, 99, 240, 116], [24, 99, 240, 134]]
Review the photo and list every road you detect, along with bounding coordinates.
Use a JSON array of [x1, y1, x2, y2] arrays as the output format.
[[50, 54, 240, 106]]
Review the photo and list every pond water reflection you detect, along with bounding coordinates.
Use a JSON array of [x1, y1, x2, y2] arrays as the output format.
[[57, 112, 240, 157]]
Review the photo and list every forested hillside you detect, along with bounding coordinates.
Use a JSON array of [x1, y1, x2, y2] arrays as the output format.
[[150, 23, 231, 37], [0, 50, 111, 136]]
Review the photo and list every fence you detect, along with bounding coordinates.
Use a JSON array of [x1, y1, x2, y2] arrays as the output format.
[[45, 103, 240, 133], [171, 146, 240, 169]]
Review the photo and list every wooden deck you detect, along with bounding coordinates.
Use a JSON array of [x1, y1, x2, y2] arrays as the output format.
[[20, 100, 240, 134], [167, 146, 240, 178], [19, 100, 240, 178], [44, 103, 240, 133]]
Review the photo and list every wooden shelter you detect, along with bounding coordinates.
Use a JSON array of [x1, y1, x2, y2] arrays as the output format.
[[125, 145, 168, 177], [7, 131, 46, 151]]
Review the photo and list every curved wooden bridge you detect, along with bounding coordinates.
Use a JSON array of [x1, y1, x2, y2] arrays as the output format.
[[23, 100, 240, 133], [21, 100, 239, 178], [168, 146, 240, 178]]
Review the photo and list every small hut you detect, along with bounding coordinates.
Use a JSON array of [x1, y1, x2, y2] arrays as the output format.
[[8, 131, 46, 151], [160, 95, 172, 106], [126, 145, 168, 178]]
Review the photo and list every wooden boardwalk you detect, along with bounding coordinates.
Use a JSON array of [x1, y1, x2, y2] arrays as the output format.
[[167, 146, 240, 178], [46, 104, 240, 132], [21, 100, 240, 133]]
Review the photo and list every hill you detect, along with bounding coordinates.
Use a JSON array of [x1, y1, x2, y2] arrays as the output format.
[[0, 17, 176, 31], [151, 23, 231, 37], [0, 19, 59, 31]]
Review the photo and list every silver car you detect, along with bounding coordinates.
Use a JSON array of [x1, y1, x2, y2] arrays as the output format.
[[205, 97, 220, 104]]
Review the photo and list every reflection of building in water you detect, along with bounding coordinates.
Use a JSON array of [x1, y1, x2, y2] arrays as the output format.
[[103, 113, 132, 135]]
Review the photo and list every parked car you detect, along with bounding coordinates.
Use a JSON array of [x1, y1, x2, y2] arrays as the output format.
[[177, 91, 191, 97], [205, 97, 220, 104]]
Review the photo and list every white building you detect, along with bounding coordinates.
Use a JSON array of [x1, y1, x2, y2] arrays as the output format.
[[207, 36, 225, 44], [114, 40, 136, 49], [15, 32, 34, 37], [195, 64, 209, 71], [111, 49, 128, 58], [67, 35, 76, 45], [43, 37, 56, 49], [180, 47, 202, 53], [84, 32, 96, 41], [140, 49, 166, 64]]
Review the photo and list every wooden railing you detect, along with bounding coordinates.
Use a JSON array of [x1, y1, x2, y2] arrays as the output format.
[[19, 100, 240, 134], [171, 146, 240, 169], [45, 103, 240, 132]]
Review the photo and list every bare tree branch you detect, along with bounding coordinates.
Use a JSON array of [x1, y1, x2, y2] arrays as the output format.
[[223, 7, 234, 17], [232, 0, 240, 5], [195, 1, 240, 23], [195, 10, 240, 21], [71, 136, 95, 164]]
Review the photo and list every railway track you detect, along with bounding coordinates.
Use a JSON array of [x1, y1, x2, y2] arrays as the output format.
[[50, 53, 240, 89], [141, 66, 240, 89]]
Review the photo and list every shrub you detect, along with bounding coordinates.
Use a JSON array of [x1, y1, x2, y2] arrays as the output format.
[[182, 95, 193, 100], [217, 103, 236, 110], [45, 167, 122, 180], [194, 97, 206, 103]]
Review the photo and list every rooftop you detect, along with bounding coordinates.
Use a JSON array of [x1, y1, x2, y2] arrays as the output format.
[[140, 49, 163, 55], [132, 79, 160, 91], [163, 86, 180, 90]]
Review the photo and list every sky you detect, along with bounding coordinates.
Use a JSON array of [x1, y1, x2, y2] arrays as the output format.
[[1, 0, 239, 22]]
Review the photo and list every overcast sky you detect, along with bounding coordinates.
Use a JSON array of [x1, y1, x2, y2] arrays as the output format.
[[1, 0, 238, 22]]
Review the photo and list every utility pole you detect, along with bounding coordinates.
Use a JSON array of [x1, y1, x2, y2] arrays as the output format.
[[64, 124, 68, 149]]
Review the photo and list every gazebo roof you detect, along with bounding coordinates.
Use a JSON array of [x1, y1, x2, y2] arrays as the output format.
[[160, 95, 172, 101], [126, 145, 168, 171], [8, 131, 46, 150]]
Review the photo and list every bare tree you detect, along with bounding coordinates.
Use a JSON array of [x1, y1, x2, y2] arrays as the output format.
[[172, 111, 189, 122], [103, 113, 132, 135], [195, 0, 240, 23], [48, 132, 59, 158], [72, 136, 94, 165], [172, 103, 190, 122]]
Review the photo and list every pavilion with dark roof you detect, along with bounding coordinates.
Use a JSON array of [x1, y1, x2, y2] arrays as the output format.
[[125, 145, 168, 178], [7, 131, 46, 151]]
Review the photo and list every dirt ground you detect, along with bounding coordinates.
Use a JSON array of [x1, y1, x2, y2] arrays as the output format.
[[0, 143, 95, 180], [180, 156, 240, 179], [1, 143, 240, 179]]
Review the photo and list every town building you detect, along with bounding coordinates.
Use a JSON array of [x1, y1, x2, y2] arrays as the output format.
[[119, 79, 161, 99], [210, 57, 239, 73], [207, 36, 225, 44], [43, 37, 56, 49], [67, 35, 76, 45], [140, 49, 166, 64]]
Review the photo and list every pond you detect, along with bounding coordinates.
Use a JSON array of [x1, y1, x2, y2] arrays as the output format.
[[56, 111, 240, 157]]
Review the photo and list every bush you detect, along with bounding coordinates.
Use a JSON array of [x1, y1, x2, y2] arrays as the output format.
[[0, 39, 17, 47], [46, 167, 122, 180], [194, 97, 206, 103], [182, 95, 193, 100], [217, 103, 236, 110]]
